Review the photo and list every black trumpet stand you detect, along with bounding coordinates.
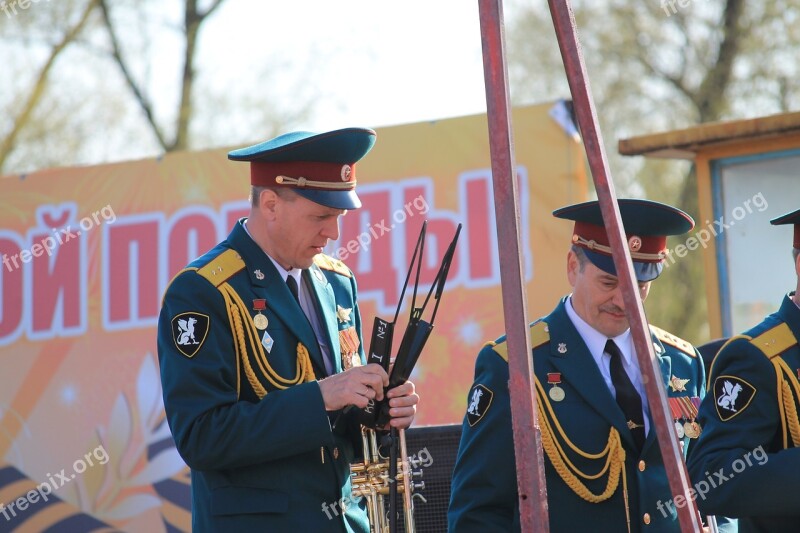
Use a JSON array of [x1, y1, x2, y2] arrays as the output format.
[[361, 220, 462, 533]]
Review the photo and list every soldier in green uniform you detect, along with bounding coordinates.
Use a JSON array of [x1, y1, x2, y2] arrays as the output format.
[[157, 128, 419, 532], [449, 199, 708, 532], [688, 207, 800, 532]]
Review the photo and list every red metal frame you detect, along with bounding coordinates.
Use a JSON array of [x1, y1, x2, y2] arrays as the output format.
[[478, 1, 550, 531], [544, 0, 702, 531], [478, 0, 703, 531]]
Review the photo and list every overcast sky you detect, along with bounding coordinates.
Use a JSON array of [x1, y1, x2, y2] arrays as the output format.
[[200, 0, 491, 131]]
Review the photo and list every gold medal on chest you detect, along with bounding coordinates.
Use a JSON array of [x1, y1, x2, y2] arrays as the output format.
[[252, 299, 268, 330], [547, 372, 565, 402]]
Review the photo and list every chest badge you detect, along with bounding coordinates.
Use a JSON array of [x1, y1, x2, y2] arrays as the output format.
[[262, 330, 274, 353], [336, 305, 353, 323], [669, 375, 689, 392], [653, 342, 663, 354]]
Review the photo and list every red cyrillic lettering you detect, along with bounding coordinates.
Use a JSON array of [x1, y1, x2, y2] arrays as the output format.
[[106, 219, 160, 324], [0, 235, 24, 343], [30, 230, 83, 335], [168, 211, 218, 277], [463, 174, 496, 282]]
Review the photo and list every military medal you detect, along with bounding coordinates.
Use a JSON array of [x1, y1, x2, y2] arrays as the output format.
[[336, 305, 353, 324], [678, 396, 701, 439], [547, 372, 565, 402], [688, 397, 702, 438], [669, 375, 689, 392], [668, 397, 687, 438], [690, 396, 701, 411], [684, 421, 701, 439], [252, 299, 268, 330], [339, 327, 361, 369]]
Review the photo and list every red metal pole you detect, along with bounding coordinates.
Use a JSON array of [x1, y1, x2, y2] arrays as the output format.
[[478, 1, 550, 531], [544, 1, 702, 531]]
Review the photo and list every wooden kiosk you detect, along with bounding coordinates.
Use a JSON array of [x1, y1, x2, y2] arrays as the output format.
[[619, 111, 800, 339]]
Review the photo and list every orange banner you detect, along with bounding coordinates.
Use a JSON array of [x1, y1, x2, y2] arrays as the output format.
[[0, 102, 587, 530]]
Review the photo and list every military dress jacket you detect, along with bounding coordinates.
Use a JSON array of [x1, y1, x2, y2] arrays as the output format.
[[448, 298, 705, 533], [688, 293, 800, 532], [157, 220, 369, 533]]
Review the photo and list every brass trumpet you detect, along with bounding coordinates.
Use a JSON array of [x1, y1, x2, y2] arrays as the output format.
[[350, 426, 425, 533]]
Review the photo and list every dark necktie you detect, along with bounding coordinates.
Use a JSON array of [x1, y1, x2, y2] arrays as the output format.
[[286, 274, 300, 304], [605, 339, 645, 450], [286, 272, 333, 375]]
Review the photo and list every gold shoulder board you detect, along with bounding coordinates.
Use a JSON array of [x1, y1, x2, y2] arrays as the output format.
[[749, 323, 798, 360], [491, 321, 550, 362], [651, 325, 696, 357], [313, 254, 352, 278], [196, 249, 246, 287]]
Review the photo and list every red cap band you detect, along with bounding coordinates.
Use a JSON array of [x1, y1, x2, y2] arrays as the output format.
[[250, 161, 356, 189], [573, 221, 667, 263]]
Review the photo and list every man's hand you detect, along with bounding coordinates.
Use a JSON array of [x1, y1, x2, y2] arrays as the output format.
[[318, 364, 389, 411], [383, 380, 419, 429]]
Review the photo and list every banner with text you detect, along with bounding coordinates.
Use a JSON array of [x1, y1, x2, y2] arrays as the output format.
[[0, 102, 587, 531]]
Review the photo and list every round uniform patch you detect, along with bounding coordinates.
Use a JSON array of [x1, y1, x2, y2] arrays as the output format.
[[713, 375, 756, 421], [466, 384, 494, 427], [171, 312, 210, 358]]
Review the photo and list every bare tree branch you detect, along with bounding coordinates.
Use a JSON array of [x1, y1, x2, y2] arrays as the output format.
[[694, 0, 746, 120], [98, 0, 169, 150], [633, 45, 693, 102], [0, 0, 99, 172], [199, 0, 225, 19], [171, 0, 227, 151]]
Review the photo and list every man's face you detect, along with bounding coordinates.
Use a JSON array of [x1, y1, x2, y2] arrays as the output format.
[[261, 190, 345, 270], [567, 250, 652, 337]]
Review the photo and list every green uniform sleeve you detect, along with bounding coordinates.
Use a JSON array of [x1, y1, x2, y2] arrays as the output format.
[[687, 338, 800, 517], [448, 344, 519, 531]]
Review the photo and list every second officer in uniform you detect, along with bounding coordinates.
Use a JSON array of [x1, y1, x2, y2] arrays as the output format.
[[449, 199, 708, 532]]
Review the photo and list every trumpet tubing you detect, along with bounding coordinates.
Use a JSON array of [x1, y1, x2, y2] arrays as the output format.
[[351, 427, 425, 533]]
